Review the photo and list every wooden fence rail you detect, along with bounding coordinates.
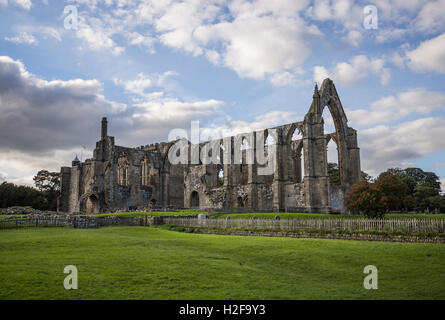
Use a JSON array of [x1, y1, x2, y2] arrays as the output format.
[[163, 217, 445, 233], [1, 216, 445, 234]]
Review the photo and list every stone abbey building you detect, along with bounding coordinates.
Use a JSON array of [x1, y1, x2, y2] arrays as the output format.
[[59, 79, 361, 214]]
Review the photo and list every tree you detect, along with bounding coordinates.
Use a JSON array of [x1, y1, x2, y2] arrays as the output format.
[[425, 196, 445, 213], [374, 172, 410, 212], [385, 167, 441, 194], [345, 172, 416, 217], [33, 170, 60, 211], [0, 181, 48, 209], [327, 163, 340, 185], [414, 183, 439, 212], [345, 180, 385, 218], [328, 162, 372, 185], [361, 171, 372, 182], [33, 170, 60, 193]]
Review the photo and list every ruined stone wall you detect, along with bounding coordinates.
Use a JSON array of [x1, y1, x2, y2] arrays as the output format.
[[329, 185, 345, 214], [59, 78, 360, 214], [59, 167, 71, 213], [106, 146, 155, 211], [68, 165, 80, 213], [257, 184, 274, 210], [284, 183, 305, 210]]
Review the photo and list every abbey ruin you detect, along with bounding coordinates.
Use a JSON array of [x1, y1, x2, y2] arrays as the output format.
[[59, 79, 361, 214]]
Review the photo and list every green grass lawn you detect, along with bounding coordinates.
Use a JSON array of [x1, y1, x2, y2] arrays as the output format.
[[211, 212, 445, 220], [0, 226, 444, 299]]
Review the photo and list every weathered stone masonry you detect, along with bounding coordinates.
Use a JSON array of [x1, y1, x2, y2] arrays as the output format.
[[59, 78, 361, 214]]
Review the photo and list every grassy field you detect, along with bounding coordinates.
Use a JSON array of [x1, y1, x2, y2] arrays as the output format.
[[0, 226, 444, 299]]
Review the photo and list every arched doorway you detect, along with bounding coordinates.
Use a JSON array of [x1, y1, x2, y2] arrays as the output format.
[[85, 195, 100, 214], [237, 196, 244, 208], [190, 191, 199, 208]]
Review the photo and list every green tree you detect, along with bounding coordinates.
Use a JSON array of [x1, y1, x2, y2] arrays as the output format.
[[328, 162, 372, 185], [0, 181, 47, 209], [33, 170, 60, 193], [375, 172, 410, 212], [33, 170, 60, 211], [327, 163, 340, 185], [414, 183, 439, 212], [425, 195, 445, 213], [344, 180, 385, 218]]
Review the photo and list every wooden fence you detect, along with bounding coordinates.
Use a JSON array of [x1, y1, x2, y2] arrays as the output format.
[[2, 216, 445, 234], [163, 217, 445, 233]]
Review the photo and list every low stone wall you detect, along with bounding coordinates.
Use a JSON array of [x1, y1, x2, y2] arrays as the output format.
[[177, 228, 445, 244], [0, 207, 58, 215]]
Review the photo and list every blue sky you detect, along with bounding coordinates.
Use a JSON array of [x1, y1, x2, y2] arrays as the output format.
[[0, 0, 445, 189]]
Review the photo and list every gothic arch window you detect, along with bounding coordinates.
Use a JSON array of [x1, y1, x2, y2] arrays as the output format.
[[141, 156, 152, 186], [118, 154, 129, 186]]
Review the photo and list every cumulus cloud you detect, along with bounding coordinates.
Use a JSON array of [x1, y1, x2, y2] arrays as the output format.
[[0, 56, 125, 153], [199, 110, 298, 142], [0, 56, 228, 184], [113, 71, 177, 98], [413, 0, 445, 34], [405, 33, 445, 74], [5, 32, 38, 45], [68, 0, 321, 83], [306, 0, 363, 46], [313, 55, 390, 87], [269, 68, 309, 87], [347, 89, 445, 127], [0, 0, 32, 10], [359, 117, 445, 175], [0, 171, 6, 183]]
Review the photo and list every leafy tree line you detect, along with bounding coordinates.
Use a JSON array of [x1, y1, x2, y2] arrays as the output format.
[[344, 167, 444, 218], [0, 170, 60, 211]]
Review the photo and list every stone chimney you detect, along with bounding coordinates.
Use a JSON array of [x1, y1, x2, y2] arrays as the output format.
[[101, 117, 108, 139]]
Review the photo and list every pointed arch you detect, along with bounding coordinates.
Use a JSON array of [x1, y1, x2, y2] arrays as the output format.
[[307, 78, 354, 188], [141, 155, 154, 186], [118, 153, 130, 186]]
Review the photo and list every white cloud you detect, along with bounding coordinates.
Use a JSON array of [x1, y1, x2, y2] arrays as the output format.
[[0, 148, 87, 186], [405, 33, 445, 74], [68, 0, 321, 81], [39, 27, 63, 41], [113, 71, 177, 98], [375, 28, 407, 43], [0, 0, 32, 10], [199, 110, 297, 141], [347, 88, 445, 127], [313, 55, 390, 87], [413, 0, 445, 34], [0, 56, 228, 184], [306, 0, 363, 46], [360, 117, 445, 175], [125, 32, 156, 53], [4, 32, 38, 45], [0, 171, 6, 183], [133, 98, 225, 122], [0, 56, 126, 153]]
